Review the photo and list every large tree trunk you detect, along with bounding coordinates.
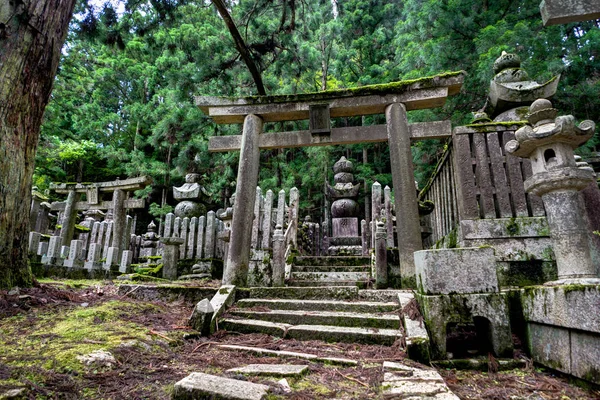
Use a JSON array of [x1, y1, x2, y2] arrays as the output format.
[[0, 1, 77, 289]]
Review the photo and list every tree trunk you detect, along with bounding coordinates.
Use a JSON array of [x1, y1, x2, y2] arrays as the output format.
[[0, 0, 77, 289]]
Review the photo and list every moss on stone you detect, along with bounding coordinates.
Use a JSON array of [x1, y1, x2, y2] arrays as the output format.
[[407, 337, 431, 364]]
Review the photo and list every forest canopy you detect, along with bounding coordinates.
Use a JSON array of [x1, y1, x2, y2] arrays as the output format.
[[37, 0, 600, 223]]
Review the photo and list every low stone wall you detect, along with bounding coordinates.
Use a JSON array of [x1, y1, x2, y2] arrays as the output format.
[[520, 284, 600, 384]]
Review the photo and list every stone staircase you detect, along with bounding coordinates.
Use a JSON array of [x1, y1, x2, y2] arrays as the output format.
[[220, 286, 405, 345], [286, 255, 373, 288]]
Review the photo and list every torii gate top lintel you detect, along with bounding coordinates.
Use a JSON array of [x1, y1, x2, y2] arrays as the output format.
[[196, 71, 465, 125]]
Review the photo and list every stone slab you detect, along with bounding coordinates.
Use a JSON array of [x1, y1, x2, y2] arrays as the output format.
[[359, 289, 412, 303], [249, 286, 358, 300], [227, 364, 308, 377], [229, 309, 400, 329], [570, 330, 600, 384], [218, 344, 358, 365], [172, 372, 269, 400], [461, 237, 554, 262], [220, 319, 291, 336], [236, 298, 399, 313], [540, 0, 600, 26], [210, 285, 236, 332], [521, 284, 600, 334], [116, 284, 217, 303], [291, 271, 370, 281], [527, 322, 571, 374], [415, 247, 498, 295], [460, 217, 549, 239], [286, 324, 400, 345]]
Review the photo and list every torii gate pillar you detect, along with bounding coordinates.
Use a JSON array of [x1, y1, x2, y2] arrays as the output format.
[[223, 114, 263, 286]]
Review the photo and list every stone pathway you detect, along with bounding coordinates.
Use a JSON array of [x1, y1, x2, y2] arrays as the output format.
[[381, 361, 460, 399], [172, 358, 460, 399]]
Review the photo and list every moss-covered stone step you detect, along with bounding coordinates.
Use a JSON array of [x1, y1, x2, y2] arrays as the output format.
[[236, 298, 399, 313], [228, 309, 400, 329], [116, 284, 217, 303], [287, 280, 371, 289], [220, 318, 291, 336], [248, 286, 359, 300], [293, 256, 370, 267], [291, 271, 370, 281], [293, 264, 369, 272], [286, 324, 401, 345]]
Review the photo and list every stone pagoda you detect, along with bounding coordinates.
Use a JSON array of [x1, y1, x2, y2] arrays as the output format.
[[173, 173, 207, 218], [326, 157, 362, 255]]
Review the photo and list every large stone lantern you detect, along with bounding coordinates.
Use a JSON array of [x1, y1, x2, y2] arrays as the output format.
[[505, 98, 599, 283]]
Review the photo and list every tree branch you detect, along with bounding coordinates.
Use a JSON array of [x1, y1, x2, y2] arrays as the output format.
[[211, 0, 266, 95]]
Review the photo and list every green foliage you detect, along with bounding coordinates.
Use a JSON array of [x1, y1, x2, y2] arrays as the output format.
[[36, 0, 600, 225]]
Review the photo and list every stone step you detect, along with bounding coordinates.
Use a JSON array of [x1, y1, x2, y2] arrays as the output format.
[[220, 318, 291, 336], [286, 280, 371, 289], [291, 271, 371, 281], [221, 319, 401, 345], [293, 264, 369, 272], [173, 372, 270, 400], [236, 298, 400, 313], [249, 286, 359, 300], [228, 309, 400, 329], [286, 324, 401, 345], [293, 256, 370, 267]]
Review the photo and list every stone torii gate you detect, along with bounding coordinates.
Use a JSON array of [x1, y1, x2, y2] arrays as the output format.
[[197, 72, 465, 287], [50, 176, 152, 253]]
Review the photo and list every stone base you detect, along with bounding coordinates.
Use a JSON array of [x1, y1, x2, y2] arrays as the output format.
[[416, 292, 513, 360], [328, 245, 362, 256], [64, 259, 84, 268], [329, 236, 362, 246], [31, 263, 117, 280], [415, 247, 498, 295], [248, 250, 272, 287]]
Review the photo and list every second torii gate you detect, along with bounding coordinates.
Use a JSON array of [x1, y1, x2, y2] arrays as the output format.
[[197, 71, 465, 287]]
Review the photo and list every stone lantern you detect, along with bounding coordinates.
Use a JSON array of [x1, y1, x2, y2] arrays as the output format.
[[505, 98, 599, 283]]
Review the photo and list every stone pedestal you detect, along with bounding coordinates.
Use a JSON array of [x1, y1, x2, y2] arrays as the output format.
[[64, 240, 84, 268]]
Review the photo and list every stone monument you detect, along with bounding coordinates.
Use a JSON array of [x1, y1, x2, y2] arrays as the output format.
[[173, 173, 207, 218], [505, 98, 600, 284], [327, 157, 362, 255]]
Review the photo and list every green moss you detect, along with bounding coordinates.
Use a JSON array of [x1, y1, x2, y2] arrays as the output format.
[[135, 263, 163, 277], [407, 337, 431, 364], [506, 218, 520, 236], [464, 121, 528, 129], [213, 71, 465, 105]]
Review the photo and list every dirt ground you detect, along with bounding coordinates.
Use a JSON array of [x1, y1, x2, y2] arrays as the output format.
[[1, 280, 598, 400]]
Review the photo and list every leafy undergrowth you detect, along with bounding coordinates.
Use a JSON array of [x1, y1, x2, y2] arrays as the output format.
[[0, 280, 599, 399]]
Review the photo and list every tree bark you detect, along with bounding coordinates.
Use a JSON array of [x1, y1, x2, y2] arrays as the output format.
[[211, 0, 267, 95], [0, 0, 77, 289]]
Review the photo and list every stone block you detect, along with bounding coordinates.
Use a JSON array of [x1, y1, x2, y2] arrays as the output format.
[[120, 250, 133, 274], [527, 322, 571, 374], [416, 292, 513, 360], [28, 232, 41, 254], [64, 240, 84, 268], [415, 247, 498, 295], [209, 285, 236, 333], [227, 364, 308, 377], [104, 247, 119, 270], [460, 217, 549, 240], [521, 284, 600, 334], [37, 241, 48, 256], [570, 330, 600, 384], [172, 372, 269, 400], [188, 299, 214, 336]]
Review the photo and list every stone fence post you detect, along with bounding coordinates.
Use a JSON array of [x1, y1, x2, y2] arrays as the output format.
[[160, 235, 184, 280], [375, 220, 388, 289], [272, 224, 285, 287]]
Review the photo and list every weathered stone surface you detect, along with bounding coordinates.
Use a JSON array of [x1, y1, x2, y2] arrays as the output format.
[[0, 388, 27, 399], [527, 322, 571, 374], [220, 318, 291, 336], [570, 330, 600, 384], [209, 285, 236, 332], [460, 217, 549, 240], [249, 286, 358, 300], [417, 292, 513, 360], [415, 247, 498, 295], [236, 298, 398, 313], [229, 309, 399, 329], [172, 372, 269, 400], [398, 294, 430, 363], [76, 350, 116, 369], [286, 324, 400, 345], [116, 284, 217, 303], [521, 285, 600, 334], [188, 299, 214, 336], [227, 364, 308, 377], [540, 0, 600, 26], [178, 273, 211, 280], [160, 236, 184, 280], [28, 232, 41, 254], [218, 344, 357, 365]]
